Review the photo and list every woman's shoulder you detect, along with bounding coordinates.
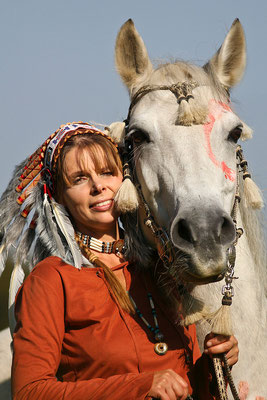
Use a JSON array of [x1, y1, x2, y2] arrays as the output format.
[[27, 256, 75, 284], [15, 257, 73, 308]]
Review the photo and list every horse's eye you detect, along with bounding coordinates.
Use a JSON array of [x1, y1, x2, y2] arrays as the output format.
[[228, 125, 242, 143], [132, 130, 149, 145]]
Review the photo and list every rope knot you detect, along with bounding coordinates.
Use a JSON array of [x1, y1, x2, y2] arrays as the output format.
[[169, 81, 198, 104]]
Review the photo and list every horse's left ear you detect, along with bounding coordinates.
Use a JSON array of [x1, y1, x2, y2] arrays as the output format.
[[115, 19, 153, 91], [205, 19, 246, 89]]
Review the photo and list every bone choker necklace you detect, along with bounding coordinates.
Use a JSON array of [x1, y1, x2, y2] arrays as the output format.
[[76, 231, 126, 258]]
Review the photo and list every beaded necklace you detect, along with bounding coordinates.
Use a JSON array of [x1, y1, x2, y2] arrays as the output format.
[[76, 231, 126, 258], [129, 292, 168, 356]]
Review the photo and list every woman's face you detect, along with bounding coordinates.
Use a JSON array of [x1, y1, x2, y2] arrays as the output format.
[[61, 146, 123, 238]]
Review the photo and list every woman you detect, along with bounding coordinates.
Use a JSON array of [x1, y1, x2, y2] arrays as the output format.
[[0, 122, 238, 400]]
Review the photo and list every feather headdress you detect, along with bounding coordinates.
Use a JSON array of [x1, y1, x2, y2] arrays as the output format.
[[0, 121, 119, 332]]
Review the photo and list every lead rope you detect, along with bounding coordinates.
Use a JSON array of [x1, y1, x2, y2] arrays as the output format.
[[212, 150, 243, 400]]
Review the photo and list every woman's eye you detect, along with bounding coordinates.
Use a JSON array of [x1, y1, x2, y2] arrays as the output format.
[[132, 130, 149, 145], [101, 170, 113, 176], [228, 125, 243, 143], [73, 176, 87, 184]]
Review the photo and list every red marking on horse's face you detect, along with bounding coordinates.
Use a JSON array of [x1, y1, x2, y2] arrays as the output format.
[[203, 100, 236, 181]]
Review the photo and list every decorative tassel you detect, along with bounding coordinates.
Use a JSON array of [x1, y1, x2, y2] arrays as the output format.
[[115, 158, 139, 213], [115, 177, 139, 212], [237, 146, 264, 209], [240, 121, 253, 140], [105, 122, 126, 144], [176, 100, 194, 126], [180, 290, 210, 326], [206, 304, 233, 336], [243, 174, 263, 209]]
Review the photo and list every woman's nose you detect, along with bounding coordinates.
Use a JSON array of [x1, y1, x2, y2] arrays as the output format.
[[91, 179, 104, 194]]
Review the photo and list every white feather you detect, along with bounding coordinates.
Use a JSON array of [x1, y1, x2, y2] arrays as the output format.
[[8, 261, 25, 334], [0, 244, 8, 276], [43, 193, 65, 257], [50, 199, 83, 268]]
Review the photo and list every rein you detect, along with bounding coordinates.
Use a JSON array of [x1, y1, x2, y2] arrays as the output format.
[[123, 80, 243, 400]]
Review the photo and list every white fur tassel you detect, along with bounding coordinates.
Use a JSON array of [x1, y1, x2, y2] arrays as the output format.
[[206, 304, 233, 336], [115, 178, 139, 213], [105, 121, 126, 145], [240, 121, 253, 141], [180, 291, 210, 326], [177, 100, 194, 126], [243, 176, 264, 209]]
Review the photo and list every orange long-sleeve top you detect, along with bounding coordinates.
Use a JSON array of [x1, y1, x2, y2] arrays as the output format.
[[12, 256, 216, 400]]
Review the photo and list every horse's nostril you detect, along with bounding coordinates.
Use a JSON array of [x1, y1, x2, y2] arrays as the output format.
[[220, 216, 235, 245], [178, 219, 195, 244]]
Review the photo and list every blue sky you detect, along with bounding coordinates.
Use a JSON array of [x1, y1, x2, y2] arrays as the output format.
[[1, 0, 266, 217]]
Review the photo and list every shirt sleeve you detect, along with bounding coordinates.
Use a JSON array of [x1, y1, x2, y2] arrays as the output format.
[[12, 262, 153, 400]]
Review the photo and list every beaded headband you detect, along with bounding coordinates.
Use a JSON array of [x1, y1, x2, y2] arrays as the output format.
[[16, 122, 118, 214]]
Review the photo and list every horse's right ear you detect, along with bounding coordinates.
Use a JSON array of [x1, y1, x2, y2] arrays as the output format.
[[205, 19, 246, 89], [115, 19, 153, 91]]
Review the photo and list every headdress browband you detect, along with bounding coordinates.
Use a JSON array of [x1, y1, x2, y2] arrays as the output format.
[[16, 122, 118, 214]]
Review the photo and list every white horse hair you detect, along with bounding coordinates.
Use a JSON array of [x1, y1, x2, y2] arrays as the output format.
[[115, 19, 267, 399]]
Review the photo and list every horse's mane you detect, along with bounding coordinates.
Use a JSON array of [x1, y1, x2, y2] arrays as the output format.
[[239, 178, 267, 294]]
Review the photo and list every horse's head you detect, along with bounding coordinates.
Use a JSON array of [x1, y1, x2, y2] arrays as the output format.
[[115, 19, 251, 284]]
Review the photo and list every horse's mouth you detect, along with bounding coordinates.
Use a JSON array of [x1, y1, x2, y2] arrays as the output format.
[[180, 270, 226, 285]]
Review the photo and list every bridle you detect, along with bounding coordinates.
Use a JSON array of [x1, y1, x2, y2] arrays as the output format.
[[125, 80, 199, 122], [123, 80, 242, 274]]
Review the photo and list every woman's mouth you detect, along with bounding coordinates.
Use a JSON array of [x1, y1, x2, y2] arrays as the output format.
[[90, 199, 113, 211]]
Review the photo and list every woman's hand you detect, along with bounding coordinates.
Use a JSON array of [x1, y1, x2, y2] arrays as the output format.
[[204, 333, 239, 367], [147, 369, 189, 400]]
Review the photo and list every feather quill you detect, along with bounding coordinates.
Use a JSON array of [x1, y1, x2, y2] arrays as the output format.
[[0, 244, 8, 276], [51, 200, 83, 268], [36, 191, 65, 257]]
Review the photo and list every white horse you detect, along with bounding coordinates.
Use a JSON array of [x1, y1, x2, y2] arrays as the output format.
[[115, 19, 267, 399]]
